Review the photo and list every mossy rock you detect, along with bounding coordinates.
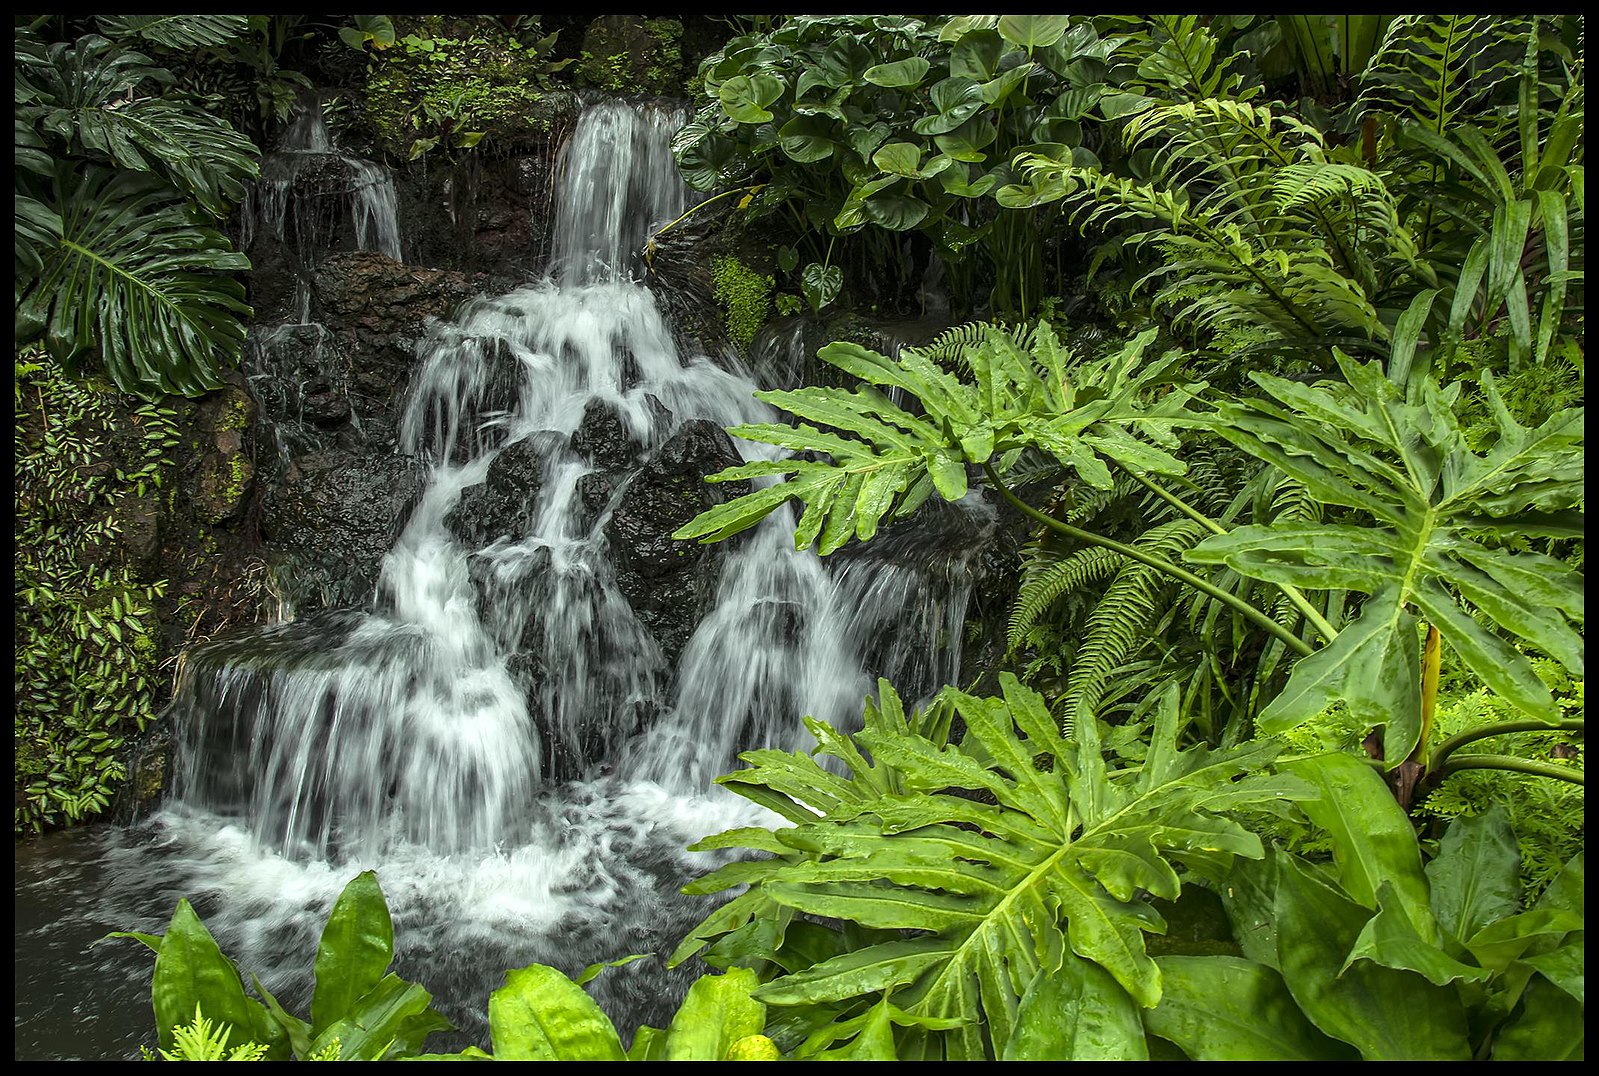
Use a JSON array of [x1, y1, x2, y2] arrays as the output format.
[[575, 16, 683, 95], [709, 255, 775, 353], [361, 16, 580, 159]]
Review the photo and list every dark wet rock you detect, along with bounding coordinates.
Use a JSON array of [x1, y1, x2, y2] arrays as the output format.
[[445, 435, 562, 547], [311, 252, 490, 444], [574, 472, 615, 533], [259, 449, 426, 612], [571, 400, 638, 470], [605, 419, 749, 662]]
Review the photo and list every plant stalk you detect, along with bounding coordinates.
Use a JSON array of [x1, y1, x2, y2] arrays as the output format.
[[1432, 754, 1584, 786], [983, 463, 1314, 657], [1120, 468, 1341, 645], [1428, 718, 1585, 772]]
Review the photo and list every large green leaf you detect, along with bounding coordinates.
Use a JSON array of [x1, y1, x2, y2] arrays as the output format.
[[1142, 956, 1356, 1060], [149, 900, 287, 1059], [15, 167, 250, 397], [679, 678, 1309, 1059], [1189, 352, 1584, 761], [664, 968, 766, 1061], [312, 871, 394, 1035], [17, 34, 259, 217], [1426, 806, 1522, 944], [1272, 854, 1471, 1059], [1002, 953, 1148, 1060], [95, 16, 250, 50], [1491, 974, 1585, 1060], [311, 975, 451, 1061], [485, 964, 625, 1061], [675, 324, 1199, 556]]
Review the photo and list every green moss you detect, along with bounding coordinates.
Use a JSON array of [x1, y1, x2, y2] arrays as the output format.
[[710, 256, 774, 352], [362, 17, 572, 159], [575, 17, 682, 95]]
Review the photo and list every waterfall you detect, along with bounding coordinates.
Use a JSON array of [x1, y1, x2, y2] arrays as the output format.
[[18, 99, 991, 1057], [242, 98, 404, 324]]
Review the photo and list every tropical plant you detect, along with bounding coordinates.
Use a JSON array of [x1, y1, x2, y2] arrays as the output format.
[[14, 356, 178, 833], [109, 871, 452, 1060], [1188, 757, 1585, 1061], [674, 15, 1119, 314], [412, 963, 775, 1062], [14, 24, 259, 397], [671, 676, 1311, 1059], [1187, 350, 1584, 775]]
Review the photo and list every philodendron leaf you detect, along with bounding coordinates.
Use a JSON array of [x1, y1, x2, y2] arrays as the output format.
[[1002, 953, 1148, 1060], [718, 73, 785, 124], [800, 262, 843, 313], [863, 57, 930, 88], [1143, 956, 1357, 1061], [682, 677, 1302, 1060], [998, 15, 1072, 49], [664, 968, 766, 1061], [1191, 353, 1584, 762], [487, 964, 625, 1061], [312, 871, 394, 1034]]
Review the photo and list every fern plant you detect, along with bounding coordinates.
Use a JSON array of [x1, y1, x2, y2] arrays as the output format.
[[671, 676, 1311, 1060]]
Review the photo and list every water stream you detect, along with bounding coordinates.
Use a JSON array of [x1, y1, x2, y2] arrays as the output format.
[[13, 99, 990, 1060]]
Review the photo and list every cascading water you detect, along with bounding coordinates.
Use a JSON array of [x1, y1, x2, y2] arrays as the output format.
[[15, 98, 993, 1059]]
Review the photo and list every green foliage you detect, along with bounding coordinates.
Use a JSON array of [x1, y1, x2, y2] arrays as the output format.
[[1200, 762, 1586, 1061], [154, 1008, 271, 1060], [358, 16, 571, 160], [674, 321, 1198, 555], [14, 357, 177, 833], [1188, 352, 1585, 763], [112, 871, 452, 1061], [709, 255, 774, 352], [674, 15, 1117, 312], [13, 26, 258, 398], [672, 677, 1309, 1059], [1420, 661, 1585, 897]]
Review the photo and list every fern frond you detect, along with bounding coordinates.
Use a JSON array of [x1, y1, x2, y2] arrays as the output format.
[[1360, 15, 1533, 139], [1007, 547, 1123, 653], [1058, 519, 1207, 731]]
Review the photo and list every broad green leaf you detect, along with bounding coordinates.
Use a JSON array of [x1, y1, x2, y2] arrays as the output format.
[[1522, 933, 1584, 1005], [718, 73, 785, 124], [1002, 954, 1148, 1060], [1143, 956, 1356, 1060], [151, 900, 285, 1059], [487, 964, 624, 1061], [312, 871, 394, 1035], [1491, 974, 1585, 1060], [312, 975, 450, 1060], [575, 953, 653, 986], [626, 1026, 667, 1061], [665, 968, 765, 1061], [1281, 753, 1430, 914], [1426, 806, 1522, 944], [800, 262, 843, 313], [863, 57, 930, 88], [998, 15, 1072, 49], [1273, 855, 1470, 1060], [1344, 882, 1490, 985]]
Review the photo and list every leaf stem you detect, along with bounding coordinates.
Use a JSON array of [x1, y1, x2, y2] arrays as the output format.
[[982, 463, 1313, 657], [1428, 718, 1585, 772], [1119, 467, 1341, 645], [1431, 754, 1584, 786]]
